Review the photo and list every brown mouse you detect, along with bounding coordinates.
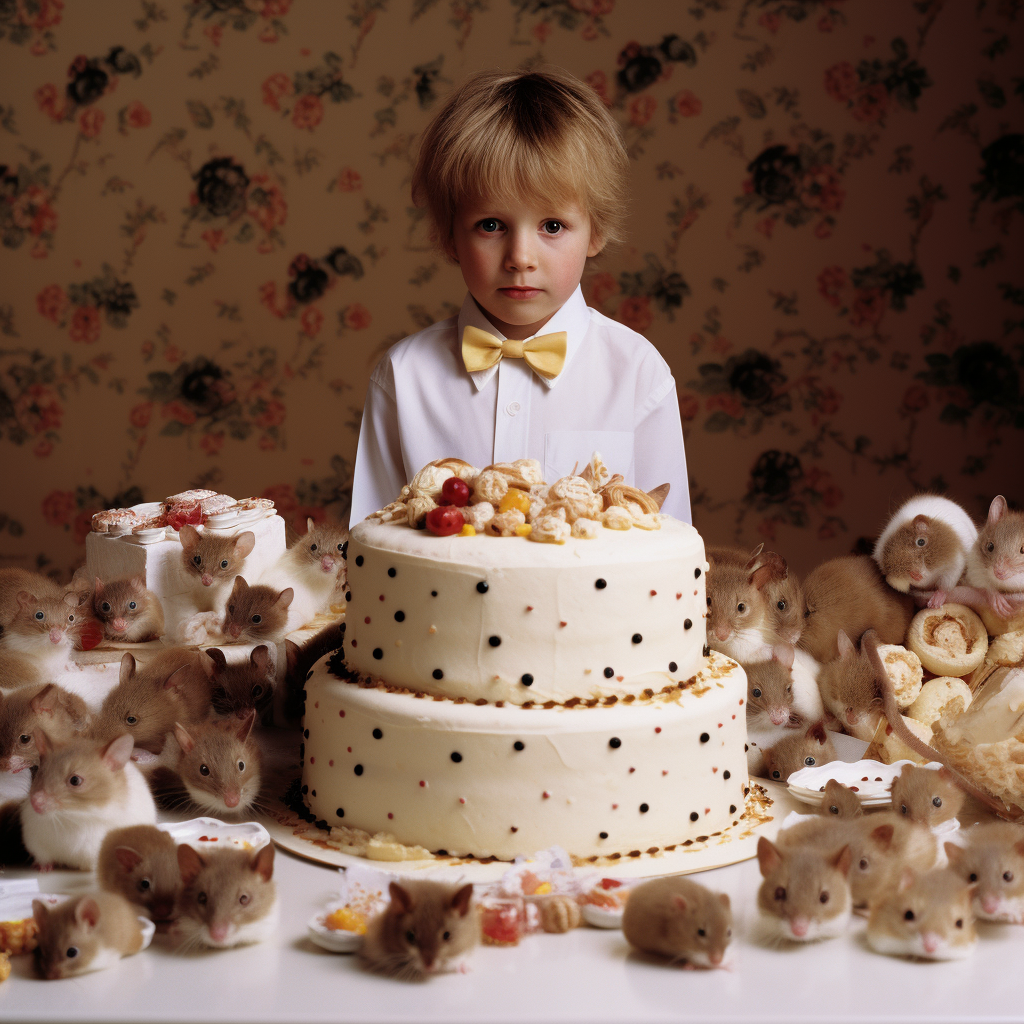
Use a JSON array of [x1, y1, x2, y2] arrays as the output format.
[[761, 721, 837, 782], [945, 821, 1024, 922], [32, 891, 145, 979], [954, 496, 1024, 619], [866, 868, 976, 960], [817, 629, 884, 740], [358, 879, 477, 980], [890, 765, 965, 828], [818, 779, 863, 819], [799, 556, 914, 663], [92, 574, 164, 643], [208, 645, 275, 721], [0, 682, 91, 772], [175, 841, 277, 948], [0, 585, 81, 675], [98, 824, 182, 924], [283, 620, 344, 720], [220, 576, 293, 644], [755, 834, 852, 942], [621, 875, 732, 968], [706, 551, 788, 663], [179, 526, 256, 606]]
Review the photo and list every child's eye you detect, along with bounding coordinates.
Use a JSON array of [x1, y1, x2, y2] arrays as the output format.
[[542, 220, 563, 234], [477, 218, 500, 233]]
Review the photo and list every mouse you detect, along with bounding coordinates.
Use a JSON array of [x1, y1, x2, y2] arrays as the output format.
[[945, 821, 1024, 922], [179, 526, 256, 611], [747, 644, 823, 727], [890, 765, 965, 828], [798, 556, 915, 664], [174, 841, 277, 948], [0, 586, 81, 677], [866, 867, 976, 960], [0, 568, 67, 625], [706, 551, 792, 662], [621, 875, 732, 968], [220, 576, 293, 644], [21, 730, 156, 870], [818, 779, 863, 819], [94, 649, 216, 753], [358, 879, 477, 980], [755, 834, 852, 943], [32, 891, 145, 979], [208, 645, 275, 721], [0, 682, 91, 773], [283, 620, 344, 720], [761, 721, 838, 782], [872, 495, 978, 607], [149, 711, 262, 818], [817, 629, 885, 740], [97, 824, 182, 924], [259, 518, 347, 632], [92, 575, 165, 643]]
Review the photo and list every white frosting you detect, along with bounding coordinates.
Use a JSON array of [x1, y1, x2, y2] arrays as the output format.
[[344, 518, 709, 705], [302, 652, 748, 860]]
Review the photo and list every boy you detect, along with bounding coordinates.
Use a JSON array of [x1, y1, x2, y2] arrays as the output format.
[[349, 66, 690, 524]]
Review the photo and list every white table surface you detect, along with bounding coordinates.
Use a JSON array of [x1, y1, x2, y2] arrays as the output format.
[[1, 833, 1020, 1024]]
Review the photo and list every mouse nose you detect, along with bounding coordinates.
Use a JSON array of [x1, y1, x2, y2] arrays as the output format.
[[228, 624, 242, 638], [769, 707, 789, 726], [982, 895, 1000, 915], [209, 922, 231, 944], [201, 573, 214, 587], [48, 627, 62, 644], [151, 899, 175, 921], [714, 626, 730, 641], [223, 789, 240, 808], [113, 617, 128, 632], [320, 556, 335, 572], [789, 916, 809, 938], [709, 950, 723, 966], [921, 931, 941, 955]]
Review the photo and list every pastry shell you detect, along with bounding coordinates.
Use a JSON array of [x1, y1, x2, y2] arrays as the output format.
[[907, 603, 988, 677]]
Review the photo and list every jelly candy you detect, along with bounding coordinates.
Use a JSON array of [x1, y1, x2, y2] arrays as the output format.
[[498, 488, 531, 515]]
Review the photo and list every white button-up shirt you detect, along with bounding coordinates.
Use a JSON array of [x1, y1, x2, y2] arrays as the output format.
[[349, 286, 691, 524]]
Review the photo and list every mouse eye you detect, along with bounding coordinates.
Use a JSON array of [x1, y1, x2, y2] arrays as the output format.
[[772, 770, 781, 779], [200, 764, 210, 776], [986, 542, 994, 553], [67, 613, 75, 623], [66, 946, 78, 959], [139, 878, 151, 891], [220, 559, 229, 569], [128, 601, 137, 610], [706, 597, 711, 608], [405, 930, 416, 945], [752, 687, 762, 699], [237, 760, 245, 772], [239, 893, 250, 905], [786, 685, 792, 694], [904, 909, 915, 921], [697, 927, 706, 937], [198, 892, 207, 905], [442, 930, 451, 941], [736, 602, 746, 613], [192, 555, 202, 566], [932, 796, 942, 807], [251, 614, 262, 624], [1004, 871, 1015, 883], [777, 600, 786, 611], [68, 775, 82, 787], [819, 892, 829, 904], [101, 601, 111, 613], [310, 543, 318, 552], [900, 804, 908, 815], [337, 543, 344, 551], [916, 537, 926, 547], [252, 684, 263, 697], [228, 604, 235, 614], [859, 858, 868, 870], [34, 610, 44, 621], [804, 757, 816, 766], [955, 918, 963, 928], [19, 734, 31, 745], [969, 872, 978, 882], [774, 887, 786, 901], [830, 805, 839, 815]]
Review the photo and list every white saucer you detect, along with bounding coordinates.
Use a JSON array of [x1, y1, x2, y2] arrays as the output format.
[[786, 759, 943, 808], [157, 817, 271, 851]]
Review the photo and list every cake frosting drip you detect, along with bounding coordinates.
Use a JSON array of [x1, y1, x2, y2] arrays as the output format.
[[344, 518, 708, 705]]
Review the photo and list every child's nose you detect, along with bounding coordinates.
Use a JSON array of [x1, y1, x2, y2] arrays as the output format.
[[504, 229, 536, 272]]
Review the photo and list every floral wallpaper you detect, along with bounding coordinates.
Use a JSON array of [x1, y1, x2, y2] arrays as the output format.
[[1, 0, 1022, 581]]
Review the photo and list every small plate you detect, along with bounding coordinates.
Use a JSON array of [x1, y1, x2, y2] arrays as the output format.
[[581, 903, 623, 929], [157, 817, 270, 851], [307, 907, 366, 953], [786, 759, 943, 807]]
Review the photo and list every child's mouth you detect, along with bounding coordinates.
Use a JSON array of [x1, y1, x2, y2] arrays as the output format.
[[499, 287, 541, 299]]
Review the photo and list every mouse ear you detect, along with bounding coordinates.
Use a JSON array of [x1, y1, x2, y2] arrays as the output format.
[[672, 894, 688, 913], [178, 524, 200, 550], [836, 630, 856, 660], [130, 574, 147, 591], [235, 709, 256, 743], [30, 684, 59, 717], [93, 578, 104, 598], [231, 575, 249, 596], [388, 881, 413, 914], [115, 846, 144, 872], [943, 842, 964, 868], [250, 645, 271, 675], [163, 665, 190, 697], [275, 588, 294, 611], [102, 734, 135, 772], [177, 843, 206, 887], [32, 899, 50, 930], [173, 722, 195, 754], [74, 896, 101, 930], [870, 823, 895, 851], [756, 836, 782, 877], [451, 883, 474, 917], [306, 517, 316, 534], [197, 651, 218, 680], [119, 652, 137, 686], [251, 842, 275, 882], [16, 590, 36, 610], [234, 532, 256, 559], [987, 495, 1007, 526], [832, 844, 852, 878], [62, 590, 78, 608], [205, 648, 227, 673], [806, 721, 828, 745], [717, 892, 731, 910], [772, 643, 795, 671], [911, 514, 930, 536], [898, 868, 916, 893]]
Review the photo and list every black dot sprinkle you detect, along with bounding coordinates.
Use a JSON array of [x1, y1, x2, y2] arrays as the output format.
[[431, 590, 437, 597], [700, 732, 710, 743], [723, 770, 731, 779], [354, 764, 363, 776], [513, 741, 525, 751], [336, 808, 344, 818], [599, 831, 608, 839], [372, 728, 383, 739], [372, 648, 383, 660], [603, 667, 614, 678], [684, 618, 692, 630], [433, 669, 444, 680], [640, 803, 649, 813], [521, 674, 534, 686], [355, 555, 364, 567], [609, 737, 622, 749], [488, 635, 501, 647], [451, 752, 462, 763], [394, 610, 405, 622], [730, 804, 737, 814], [595, 578, 607, 589], [669, 661, 678, 672], [388, 567, 396, 577], [632, 633, 642, 644], [694, 567, 701, 578], [301, 784, 308, 795], [345, 591, 352, 602], [690, 811, 699, 821], [476, 581, 489, 594]]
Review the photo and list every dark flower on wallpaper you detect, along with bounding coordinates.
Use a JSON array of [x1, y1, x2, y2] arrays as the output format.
[[851, 251, 924, 312], [748, 450, 803, 505], [194, 157, 250, 218], [616, 34, 697, 95], [104, 279, 138, 322], [918, 341, 1024, 428], [105, 45, 141, 77], [0, 164, 18, 200], [616, 254, 689, 324], [287, 254, 329, 304], [180, 358, 230, 415], [324, 246, 364, 279], [825, 38, 932, 125], [974, 134, 1024, 207], [65, 55, 109, 106], [727, 351, 786, 406], [747, 146, 801, 206], [413, 60, 442, 109], [659, 34, 696, 65]]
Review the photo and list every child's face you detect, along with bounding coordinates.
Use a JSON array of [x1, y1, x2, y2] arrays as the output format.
[[452, 195, 602, 340]]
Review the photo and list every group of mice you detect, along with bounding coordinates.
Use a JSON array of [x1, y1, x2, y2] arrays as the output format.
[[706, 492, 1024, 784]]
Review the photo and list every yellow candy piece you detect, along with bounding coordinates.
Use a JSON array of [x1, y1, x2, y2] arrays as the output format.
[[459, 524, 477, 537], [514, 524, 533, 537], [499, 488, 531, 515], [324, 906, 367, 934], [533, 882, 553, 896]]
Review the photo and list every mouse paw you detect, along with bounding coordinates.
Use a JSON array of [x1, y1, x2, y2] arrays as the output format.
[[990, 592, 1016, 619], [34, 863, 55, 873], [926, 591, 947, 609]]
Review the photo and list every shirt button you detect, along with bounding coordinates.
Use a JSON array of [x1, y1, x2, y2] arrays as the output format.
[[506, 402, 520, 416]]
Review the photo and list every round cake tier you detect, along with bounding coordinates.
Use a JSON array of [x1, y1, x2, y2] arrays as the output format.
[[344, 518, 708, 705], [301, 652, 748, 861]]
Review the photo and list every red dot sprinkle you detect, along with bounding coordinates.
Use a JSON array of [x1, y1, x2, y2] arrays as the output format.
[[310, 756, 315, 764], [739, 698, 744, 706], [459, 797, 466, 805], [419, 780, 426, 787], [364, 617, 370, 624], [388, 812, 393, 819], [314, 702, 319, 709], [379, 595, 385, 602], [351, 640, 357, 647], [732, 714, 736, 720], [329, 760, 334, 767], [612, 803, 618, 810], [676, 593, 682, 599], [718, 723, 723, 728], [526, 606, 533, 612], [616, 675, 624, 682], [704, 807, 710, 815], [662, 770, 668, 776], [347, 747, 352, 753], [339, 710, 345, 717], [693, 589, 698, 596], [650, 590, 657, 596], [629, 767, 635, 774], [559, 621, 567, 628], [542, 791, 550, 799], [654, 727, 661, 734], [712, 767, 718, 773]]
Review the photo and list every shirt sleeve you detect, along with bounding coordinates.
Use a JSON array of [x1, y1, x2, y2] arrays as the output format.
[[348, 361, 407, 526], [634, 376, 692, 524]]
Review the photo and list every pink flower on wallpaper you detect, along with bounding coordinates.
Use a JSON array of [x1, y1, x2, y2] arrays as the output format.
[[678, 393, 699, 422], [755, 216, 776, 238], [203, 23, 223, 47], [16, 384, 63, 434], [35, 283, 68, 322], [852, 84, 889, 123], [588, 271, 617, 307], [300, 306, 324, 337], [78, 107, 105, 138], [814, 219, 834, 239], [617, 295, 652, 333], [824, 62, 859, 103], [201, 228, 226, 252], [200, 431, 225, 456], [246, 174, 288, 232], [628, 94, 657, 127], [125, 101, 151, 128], [816, 266, 846, 307], [849, 287, 886, 327], [291, 94, 324, 130], [343, 303, 372, 330], [799, 166, 844, 212], [34, 438, 53, 456], [72, 508, 95, 545], [259, 281, 291, 318], [902, 384, 930, 413], [262, 483, 299, 514], [335, 166, 362, 192], [584, 70, 612, 107], [672, 90, 702, 117], [255, 398, 286, 428], [35, 83, 65, 121], [758, 11, 781, 33], [11, 186, 57, 235], [69, 305, 101, 343], [32, 0, 64, 30], [41, 490, 76, 527], [816, 387, 842, 416], [262, 72, 293, 111], [706, 394, 744, 418], [532, 21, 551, 44], [162, 400, 197, 425], [262, 0, 292, 16], [129, 401, 153, 428]]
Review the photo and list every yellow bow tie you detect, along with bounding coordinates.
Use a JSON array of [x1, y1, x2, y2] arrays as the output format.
[[461, 325, 567, 380]]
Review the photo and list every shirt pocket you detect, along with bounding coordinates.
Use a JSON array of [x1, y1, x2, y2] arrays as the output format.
[[543, 430, 634, 484]]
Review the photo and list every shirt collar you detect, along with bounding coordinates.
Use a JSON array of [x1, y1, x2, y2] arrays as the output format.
[[457, 285, 591, 392]]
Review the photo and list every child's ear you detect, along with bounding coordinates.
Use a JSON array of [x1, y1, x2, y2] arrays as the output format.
[[586, 229, 605, 259]]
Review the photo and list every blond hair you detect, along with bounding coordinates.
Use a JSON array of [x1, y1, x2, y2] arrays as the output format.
[[412, 66, 629, 261]]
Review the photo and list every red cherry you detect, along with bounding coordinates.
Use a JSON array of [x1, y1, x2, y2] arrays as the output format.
[[426, 506, 464, 536], [440, 477, 470, 507]]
